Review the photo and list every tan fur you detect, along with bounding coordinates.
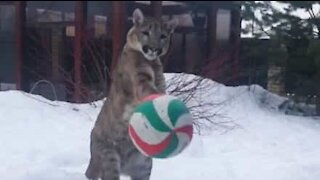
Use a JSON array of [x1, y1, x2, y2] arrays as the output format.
[[85, 9, 177, 180]]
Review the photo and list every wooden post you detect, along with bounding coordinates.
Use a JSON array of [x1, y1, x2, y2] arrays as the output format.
[[206, 2, 218, 58], [230, 5, 241, 85], [317, 79, 320, 115], [317, 92, 320, 115], [51, 28, 62, 83], [111, 1, 127, 73], [151, 1, 162, 20], [74, 1, 87, 102], [15, 1, 26, 90], [181, 33, 187, 72]]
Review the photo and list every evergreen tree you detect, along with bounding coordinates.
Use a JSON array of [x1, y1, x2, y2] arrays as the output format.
[[241, 1, 320, 115]]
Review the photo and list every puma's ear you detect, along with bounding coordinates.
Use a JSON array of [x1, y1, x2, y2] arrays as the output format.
[[165, 18, 179, 33], [132, 8, 144, 25]]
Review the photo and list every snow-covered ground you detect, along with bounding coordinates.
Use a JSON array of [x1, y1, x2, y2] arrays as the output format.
[[1, 73, 320, 180]]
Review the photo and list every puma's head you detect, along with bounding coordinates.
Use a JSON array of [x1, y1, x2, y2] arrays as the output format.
[[127, 8, 178, 61]]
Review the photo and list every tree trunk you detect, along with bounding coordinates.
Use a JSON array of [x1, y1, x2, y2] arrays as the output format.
[[317, 80, 320, 115], [315, 26, 320, 115]]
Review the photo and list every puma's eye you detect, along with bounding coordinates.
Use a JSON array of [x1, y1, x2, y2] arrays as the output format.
[[160, 34, 167, 39], [142, 31, 150, 36]]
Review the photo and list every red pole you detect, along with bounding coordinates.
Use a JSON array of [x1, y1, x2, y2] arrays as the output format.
[[74, 1, 87, 102], [111, 1, 127, 74], [15, 1, 26, 90]]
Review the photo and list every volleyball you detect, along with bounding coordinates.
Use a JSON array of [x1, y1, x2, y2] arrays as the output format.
[[129, 94, 193, 158]]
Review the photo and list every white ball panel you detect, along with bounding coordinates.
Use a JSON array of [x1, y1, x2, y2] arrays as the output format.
[[130, 112, 169, 144]]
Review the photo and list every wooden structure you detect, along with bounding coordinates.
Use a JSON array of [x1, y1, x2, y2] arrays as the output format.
[[15, 1, 26, 90], [1, 1, 241, 102]]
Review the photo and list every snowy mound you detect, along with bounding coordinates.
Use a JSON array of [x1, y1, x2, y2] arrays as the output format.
[[1, 73, 320, 180], [165, 73, 287, 116]]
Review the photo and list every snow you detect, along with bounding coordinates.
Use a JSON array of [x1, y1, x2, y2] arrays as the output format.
[[1, 73, 320, 180]]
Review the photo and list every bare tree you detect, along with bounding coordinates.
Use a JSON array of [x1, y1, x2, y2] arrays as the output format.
[[24, 7, 240, 134], [166, 72, 238, 135]]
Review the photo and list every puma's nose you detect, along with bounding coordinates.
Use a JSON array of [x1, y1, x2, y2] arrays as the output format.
[[142, 45, 149, 54], [142, 46, 161, 55], [155, 48, 162, 55]]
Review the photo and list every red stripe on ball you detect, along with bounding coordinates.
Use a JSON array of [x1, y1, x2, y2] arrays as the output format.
[[129, 125, 173, 156], [174, 125, 193, 139], [142, 94, 164, 102]]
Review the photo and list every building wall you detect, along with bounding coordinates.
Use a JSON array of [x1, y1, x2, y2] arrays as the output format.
[[0, 1, 238, 101]]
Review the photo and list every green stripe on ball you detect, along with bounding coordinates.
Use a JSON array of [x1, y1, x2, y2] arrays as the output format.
[[134, 101, 171, 132], [168, 99, 190, 126], [154, 133, 179, 158]]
